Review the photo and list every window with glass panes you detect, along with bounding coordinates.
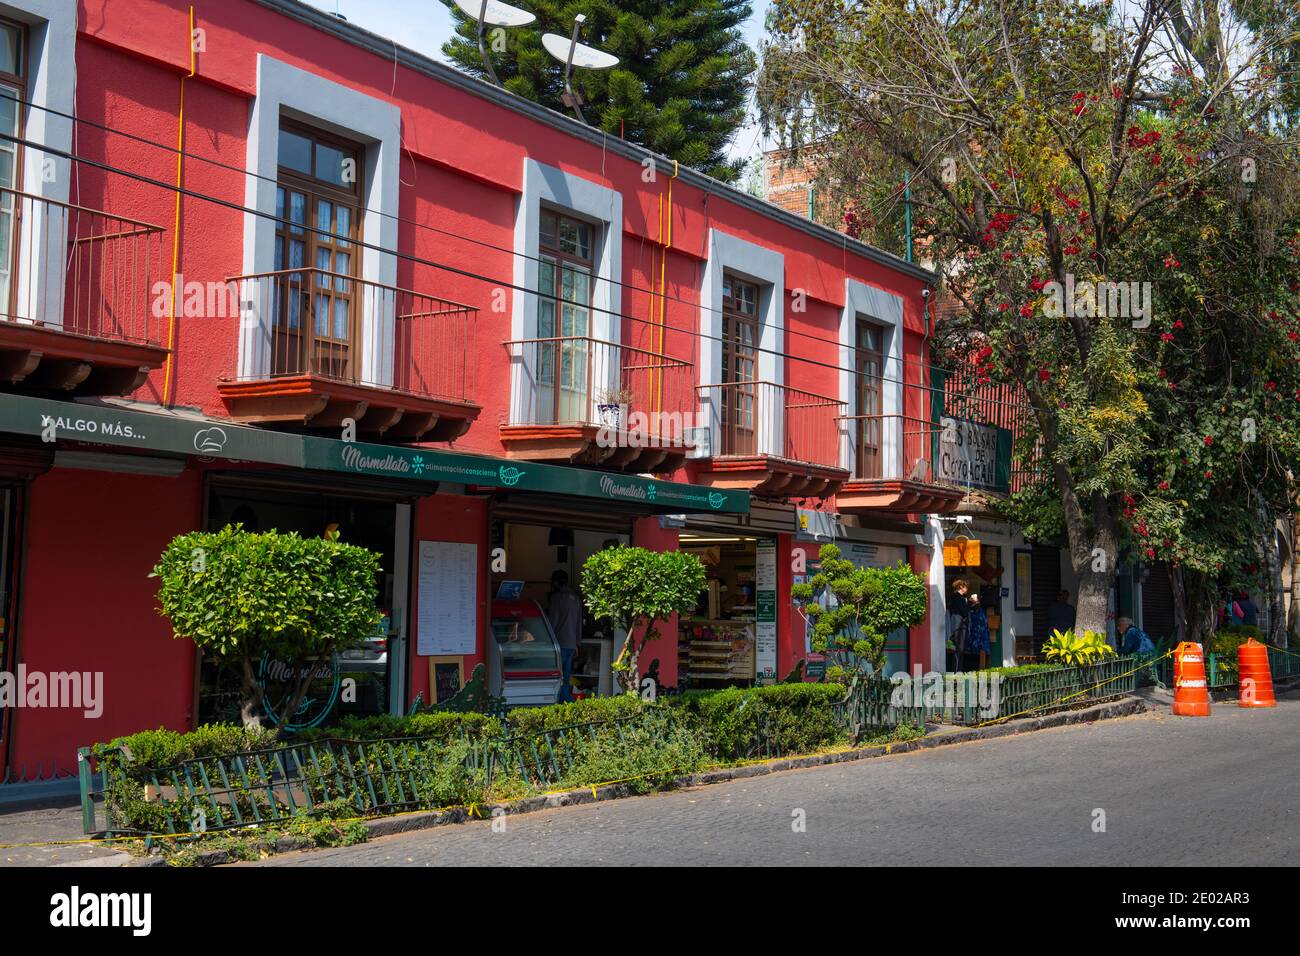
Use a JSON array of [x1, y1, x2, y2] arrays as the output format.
[[274, 121, 361, 380], [0, 18, 25, 318], [854, 318, 885, 478], [721, 275, 759, 455], [537, 209, 594, 422]]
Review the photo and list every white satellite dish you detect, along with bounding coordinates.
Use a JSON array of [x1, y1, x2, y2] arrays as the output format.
[[452, 0, 535, 28], [542, 15, 620, 122], [541, 32, 619, 70]]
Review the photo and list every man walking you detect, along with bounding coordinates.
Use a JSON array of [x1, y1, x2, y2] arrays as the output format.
[[547, 570, 583, 703]]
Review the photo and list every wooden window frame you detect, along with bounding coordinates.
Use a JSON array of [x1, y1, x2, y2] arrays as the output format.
[[721, 274, 760, 456], [0, 16, 27, 322], [854, 317, 885, 478], [536, 207, 596, 422], [273, 119, 363, 381]]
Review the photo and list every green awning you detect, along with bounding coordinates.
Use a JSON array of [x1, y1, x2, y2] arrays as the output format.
[[0, 393, 749, 514]]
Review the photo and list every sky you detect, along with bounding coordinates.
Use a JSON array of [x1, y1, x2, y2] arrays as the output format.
[[302, 0, 774, 163]]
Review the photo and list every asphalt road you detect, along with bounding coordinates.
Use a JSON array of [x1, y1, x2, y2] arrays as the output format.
[[251, 691, 1300, 866]]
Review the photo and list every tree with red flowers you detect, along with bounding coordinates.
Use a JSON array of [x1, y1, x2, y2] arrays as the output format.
[[760, 0, 1300, 639]]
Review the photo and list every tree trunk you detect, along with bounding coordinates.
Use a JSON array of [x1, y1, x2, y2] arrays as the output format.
[[1060, 482, 1117, 635], [239, 655, 265, 730], [1289, 514, 1300, 649]]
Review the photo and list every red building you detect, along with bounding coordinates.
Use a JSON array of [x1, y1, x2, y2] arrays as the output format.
[[0, 0, 958, 784]]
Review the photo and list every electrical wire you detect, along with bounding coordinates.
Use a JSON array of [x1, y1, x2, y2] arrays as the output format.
[[0, 89, 941, 378], [0, 127, 978, 394]]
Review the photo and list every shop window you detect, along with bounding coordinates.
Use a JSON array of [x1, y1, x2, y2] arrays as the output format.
[[271, 120, 363, 381], [536, 209, 595, 423], [720, 274, 760, 455]]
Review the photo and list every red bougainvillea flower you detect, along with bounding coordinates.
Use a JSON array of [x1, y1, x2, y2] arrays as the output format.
[[1123, 494, 1136, 506], [1266, 381, 1277, 391], [1158, 481, 1170, 490], [1173, 320, 1184, 329], [1289, 331, 1299, 342], [1157, 368, 1167, 379], [1163, 255, 1180, 268], [998, 302, 1010, 312], [1204, 435, 1213, 446], [1064, 244, 1081, 255], [1030, 277, 1047, 291], [1038, 368, 1051, 381], [1204, 470, 1212, 479], [1160, 332, 1175, 342], [1002, 251, 1015, 260], [1020, 304, 1034, 318]]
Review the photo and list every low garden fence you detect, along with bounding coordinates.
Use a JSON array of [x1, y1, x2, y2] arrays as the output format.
[[833, 657, 1140, 739], [78, 712, 671, 837]]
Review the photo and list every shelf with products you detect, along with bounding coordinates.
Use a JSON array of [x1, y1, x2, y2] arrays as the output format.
[[678, 617, 755, 686]]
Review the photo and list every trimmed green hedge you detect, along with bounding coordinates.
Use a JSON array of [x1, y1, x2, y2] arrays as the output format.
[[671, 683, 847, 760]]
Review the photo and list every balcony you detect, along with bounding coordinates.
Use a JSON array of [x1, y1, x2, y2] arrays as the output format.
[[693, 381, 848, 498], [219, 269, 480, 442], [836, 413, 965, 514], [0, 187, 168, 395], [500, 336, 695, 472]]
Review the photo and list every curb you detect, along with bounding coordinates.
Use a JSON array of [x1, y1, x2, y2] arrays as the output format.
[[129, 694, 1146, 866]]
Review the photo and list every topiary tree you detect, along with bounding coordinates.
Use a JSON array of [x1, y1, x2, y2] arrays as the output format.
[[791, 544, 928, 682], [151, 525, 382, 729], [581, 545, 706, 693]]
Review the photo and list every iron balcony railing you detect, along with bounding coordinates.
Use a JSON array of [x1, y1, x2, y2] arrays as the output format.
[[504, 335, 694, 437], [837, 412, 957, 485], [0, 185, 166, 346], [697, 380, 844, 468], [231, 268, 476, 402]]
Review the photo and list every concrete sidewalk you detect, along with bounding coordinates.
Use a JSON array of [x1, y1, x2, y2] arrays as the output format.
[[0, 796, 130, 867]]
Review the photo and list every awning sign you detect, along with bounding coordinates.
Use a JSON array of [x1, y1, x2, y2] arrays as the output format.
[[0, 394, 750, 514]]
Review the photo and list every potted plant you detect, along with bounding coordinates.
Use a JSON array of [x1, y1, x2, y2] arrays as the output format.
[[596, 385, 635, 430]]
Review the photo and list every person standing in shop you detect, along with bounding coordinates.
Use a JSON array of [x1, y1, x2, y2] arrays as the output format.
[[547, 570, 583, 703]]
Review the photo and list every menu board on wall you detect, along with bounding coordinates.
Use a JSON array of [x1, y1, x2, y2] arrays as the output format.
[[755, 538, 778, 683], [416, 541, 477, 657]]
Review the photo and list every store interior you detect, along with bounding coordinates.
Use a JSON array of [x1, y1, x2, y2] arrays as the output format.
[[677, 533, 760, 688]]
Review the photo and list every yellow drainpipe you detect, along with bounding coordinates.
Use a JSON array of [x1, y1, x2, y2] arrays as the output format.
[[162, 5, 196, 407]]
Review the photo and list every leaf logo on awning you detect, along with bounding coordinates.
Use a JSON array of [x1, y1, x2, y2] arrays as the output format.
[[499, 465, 525, 486]]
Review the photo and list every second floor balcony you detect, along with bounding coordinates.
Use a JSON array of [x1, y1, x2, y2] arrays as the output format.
[[219, 268, 480, 442], [501, 336, 695, 472], [836, 413, 965, 514], [693, 381, 848, 498], [0, 187, 168, 395]]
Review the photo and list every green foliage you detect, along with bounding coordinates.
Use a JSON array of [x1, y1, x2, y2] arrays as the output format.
[[151, 525, 383, 726], [441, 0, 756, 182], [790, 544, 927, 673], [505, 692, 649, 737], [581, 546, 707, 691], [1042, 629, 1117, 667], [294, 711, 502, 744], [556, 712, 708, 794], [672, 682, 847, 760]]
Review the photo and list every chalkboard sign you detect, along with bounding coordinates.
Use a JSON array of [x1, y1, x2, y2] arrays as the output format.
[[430, 657, 465, 704]]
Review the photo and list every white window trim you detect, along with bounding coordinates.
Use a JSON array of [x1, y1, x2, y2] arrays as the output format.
[[699, 228, 784, 456], [2, 0, 74, 327], [239, 54, 401, 385], [839, 278, 904, 477], [508, 157, 622, 425]]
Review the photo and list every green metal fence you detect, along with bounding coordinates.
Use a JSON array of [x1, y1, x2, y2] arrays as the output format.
[[833, 657, 1140, 739]]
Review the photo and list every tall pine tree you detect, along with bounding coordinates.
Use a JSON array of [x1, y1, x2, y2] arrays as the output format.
[[441, 0, 756, 183]]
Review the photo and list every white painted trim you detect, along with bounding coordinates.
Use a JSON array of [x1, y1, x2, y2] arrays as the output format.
[[699, 229, 785, 456], [2, 0, 74, 327], [508, 158, 622, 424], [840, 278, 905, 477], [239, 54, 401, 382]]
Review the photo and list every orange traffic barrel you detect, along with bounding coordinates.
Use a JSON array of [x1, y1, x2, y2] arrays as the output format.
[[1237, 638, 1276, 708], [1172, 641, 1211, 717]]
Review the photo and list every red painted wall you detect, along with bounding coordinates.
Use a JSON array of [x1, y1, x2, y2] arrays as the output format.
[[408, 494, 489, 705], [71, 0, 933, 449], [631, 517, 681, 688], [9, 466, 201, 774]]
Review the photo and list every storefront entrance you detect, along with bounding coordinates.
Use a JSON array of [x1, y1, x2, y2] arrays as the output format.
[[199, 479, 409, 726], [947, 542, 1004, 668], [676, 532, 776, 688], [488, 510, 631, 701]]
